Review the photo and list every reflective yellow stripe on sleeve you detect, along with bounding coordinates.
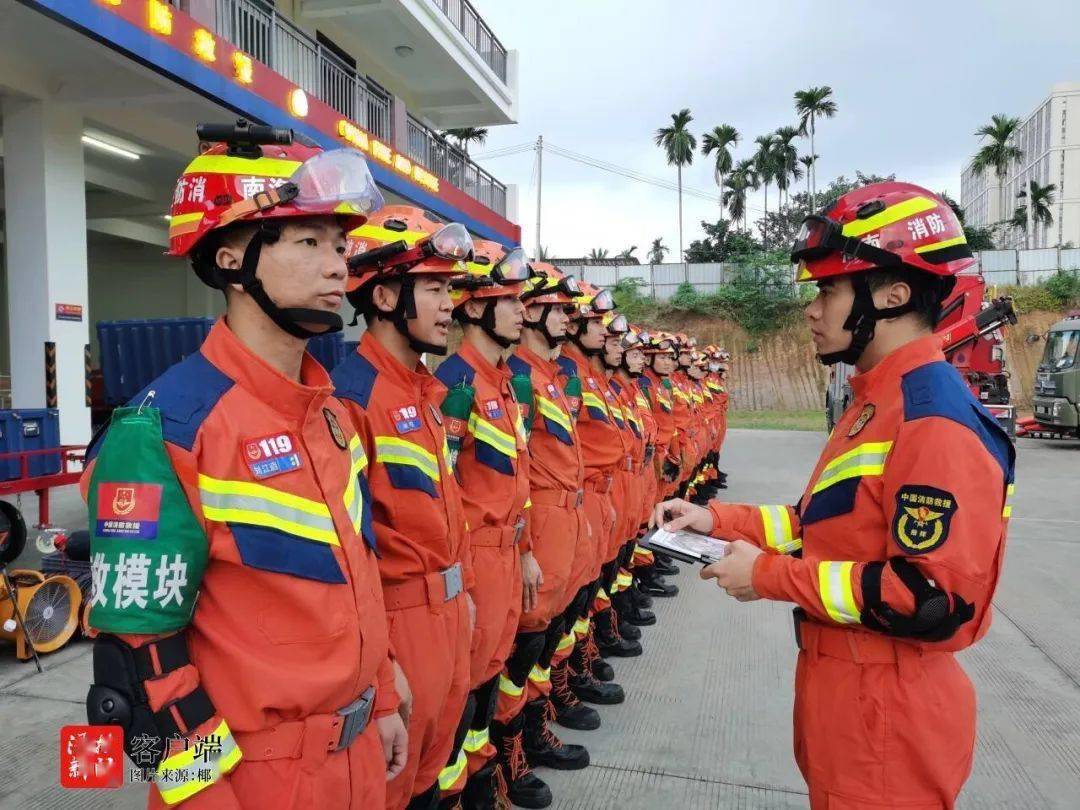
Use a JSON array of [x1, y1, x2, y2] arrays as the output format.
[[155, 719, 242, 806], [758, 505, 802, 555], [1002, 483, 1016, 518], [817, 561, 861, 625]]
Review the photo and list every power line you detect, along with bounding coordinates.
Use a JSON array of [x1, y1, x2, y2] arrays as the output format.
[[471, 143, 535, 159]]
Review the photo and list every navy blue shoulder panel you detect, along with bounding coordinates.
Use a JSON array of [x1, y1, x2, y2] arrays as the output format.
[[433, 353, 476, 389], [507, 354, 531, 377], [555, 356, 578, 378], [331, 351, 379, 409], [901, 360, 1015, 482], [132, 351, 234, 453], [637, 376, 653, 391]]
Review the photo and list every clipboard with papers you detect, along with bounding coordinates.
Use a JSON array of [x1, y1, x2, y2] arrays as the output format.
[[641, 528, 730, 566]]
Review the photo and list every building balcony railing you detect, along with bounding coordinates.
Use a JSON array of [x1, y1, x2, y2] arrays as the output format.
[[431, 0, 507, 82], [406, 115, 507, 216], [172, 0, 507, 217]]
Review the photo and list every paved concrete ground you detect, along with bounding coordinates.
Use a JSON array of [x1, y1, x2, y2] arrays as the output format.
[[2, 428, 1079, 808]]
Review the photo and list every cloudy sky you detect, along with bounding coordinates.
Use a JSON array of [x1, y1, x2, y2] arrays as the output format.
[[475, 0, 1080, 260]]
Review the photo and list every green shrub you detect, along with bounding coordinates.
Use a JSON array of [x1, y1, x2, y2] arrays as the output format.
[[1043, 269, 1080, 307]]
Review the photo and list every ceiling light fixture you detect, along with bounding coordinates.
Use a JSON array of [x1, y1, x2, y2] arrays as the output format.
[[394, 45, 414, 58], [82, 135, 140, 161]]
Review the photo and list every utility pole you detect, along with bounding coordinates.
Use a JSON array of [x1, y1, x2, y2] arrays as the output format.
[[535, 135, 543, 259]]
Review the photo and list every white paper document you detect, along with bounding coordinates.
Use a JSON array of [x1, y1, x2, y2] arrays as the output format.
[[643, 528, 730, 565]]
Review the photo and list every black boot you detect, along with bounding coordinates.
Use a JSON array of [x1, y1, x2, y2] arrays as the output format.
[[612, 589, 655, 627], [460, 761, 510, 810], [549, 660, 601, 730], [494, 716, 551, 809], [521, 698, 589, 770], [637, 568, 679, 598], [630, 582, 653, 610], [581, 631, 615, 682], [651, 557, 680, 576], [568, 640, 625, 704], [618, 619, 642, 640], [594, 609, 642, 658]]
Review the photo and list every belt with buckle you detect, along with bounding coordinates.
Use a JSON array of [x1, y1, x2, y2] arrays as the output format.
[[792, 607, 904, 664], [531, 488, 585, 509], [471, 516, 526, 549], [382, 562, 465, 610], [234, 685, 376, 763]]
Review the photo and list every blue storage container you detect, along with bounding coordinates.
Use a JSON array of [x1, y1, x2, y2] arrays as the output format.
[[308, 331, 346, 372], [97, 318, 214, 405], [0, 408, 61, 481]]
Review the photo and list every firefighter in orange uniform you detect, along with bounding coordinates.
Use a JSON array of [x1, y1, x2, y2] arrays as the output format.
[[83, 122, 408, 809], [333, 207, 475, 810], [655, 183, 1014, 809], [431, 241, 540, 807]]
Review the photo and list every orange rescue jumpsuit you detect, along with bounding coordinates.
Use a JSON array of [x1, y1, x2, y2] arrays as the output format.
[[332, 333, 473, 810], [708, 335, 1013, 808], [84, 319, 398, 809]]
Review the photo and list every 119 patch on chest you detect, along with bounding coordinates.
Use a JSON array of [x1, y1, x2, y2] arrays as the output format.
[[243, 432, 303, 479], [892, 485, 957, 555], [483, 399, 503, 420], [390, 405, 422, 434]]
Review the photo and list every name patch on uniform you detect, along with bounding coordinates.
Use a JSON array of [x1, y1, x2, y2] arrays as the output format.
[[390, 405, 422, 434], [546, 383, 559, 398], [587, 378, 599, 390], [892, 485, 957, 555], [483, 399, 503, 420], [243, 432, 303, 479], [95, 482, 163, 539]]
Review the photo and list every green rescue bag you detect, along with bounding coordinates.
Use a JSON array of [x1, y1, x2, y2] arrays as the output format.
[[88, 407, 207, 634], [441, 383, 475, 470], [509, 372, 534, 439]]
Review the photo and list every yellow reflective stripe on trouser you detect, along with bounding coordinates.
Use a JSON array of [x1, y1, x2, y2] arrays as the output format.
[[528, 665, 551, 685], [498, 674, 524, 697], [1003, 483, 1016, 518], [438, 748, 468, 791], [758, 505, 802, 555], [572, 617, 590, 638], [463, 728, 491, 754], [595, 587, 611, 604], [811, 441, 893, 494], [468, 413, 518, 457], [155, 719, 242, 805], [555, 632, 575, 653], [184, 154, 301, 178], [535, 395, 572, 433], [374, 436, 441, 481], [817, 561, 861, 625], [582, 391, 608, 415], [198, 475, 339, 545], [841, 196, 938, 238], [343, 434, 368, 534]]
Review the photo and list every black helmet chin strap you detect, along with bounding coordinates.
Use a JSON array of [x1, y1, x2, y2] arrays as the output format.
[[457, 298, 515, 349], [817, 274, 917, 366], [238, 224, 343, 339], [523, 303, 566, 349]]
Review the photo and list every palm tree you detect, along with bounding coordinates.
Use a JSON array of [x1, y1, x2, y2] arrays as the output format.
[[701, 124, 740, 217], [441, 127, 489, 155], [794, 86, 837, 211], [753, 134, 779, 248], [799, 154, 818, 210], [587, 248, 610, 261], [774, 126, 802, 211], [724, 158, 757, 230], [654, 109, 697, 261], [1013, 180, 1057, 248], [618, 246, 638, 260], [647, 238, 669, 264], [971, 114, 1023, 226]]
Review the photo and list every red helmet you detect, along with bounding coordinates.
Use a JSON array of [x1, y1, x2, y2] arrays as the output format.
[[792, 182, 974, 282], [169, 127, 381, 258]]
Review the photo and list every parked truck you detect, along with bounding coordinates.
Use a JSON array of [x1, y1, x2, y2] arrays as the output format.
[[1030, 311, 1080, 437], [825, 270, 1018, 436]]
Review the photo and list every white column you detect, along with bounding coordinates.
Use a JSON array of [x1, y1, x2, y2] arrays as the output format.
[[2, 99, 91, 444]]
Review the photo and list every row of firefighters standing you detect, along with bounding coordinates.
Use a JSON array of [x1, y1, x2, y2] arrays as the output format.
[[80, 124, 732, 810]]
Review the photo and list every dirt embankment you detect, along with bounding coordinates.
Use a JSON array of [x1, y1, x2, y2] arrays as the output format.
[[642, 310, 1065, 413]]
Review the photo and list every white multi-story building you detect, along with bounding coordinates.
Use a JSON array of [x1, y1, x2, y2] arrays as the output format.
[[0, 0, 520, 442], [961, 82, 1080, 250]]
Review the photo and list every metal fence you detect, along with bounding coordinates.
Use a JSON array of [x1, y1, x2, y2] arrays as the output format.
[[561, 263, 795, 301], [206, 0, 393, 140], [405, 116, 507, 216], [975, 249, 1080, 287], [431, 0, 508, 81]]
